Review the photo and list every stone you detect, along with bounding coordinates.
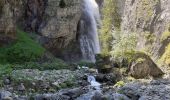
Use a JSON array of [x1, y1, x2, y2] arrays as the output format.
[[18, 83, 26, 92], [129, 52, 164, 79], [60, 88, 87, 99], [0, 91, 12, 100], [111, 93, 131, 100], [91, 91, 103, 100]]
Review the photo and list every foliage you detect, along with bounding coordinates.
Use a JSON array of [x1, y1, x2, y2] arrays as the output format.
[[13, 59, 69, 70], [111, 32, 138, 64], [0, 29, 45, 64], [99, 0, 121, 54], [161, 31, 170, 42], [143, 32, 156, 43], [159, 44, 170, 66], [0, 64, 13, 79], [114, 81, 125, 87], [136, 58, 145, 63]]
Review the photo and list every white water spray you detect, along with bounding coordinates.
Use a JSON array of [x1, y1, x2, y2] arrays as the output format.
[[88, 75, 101, 90], [79, 0, 101, 62]]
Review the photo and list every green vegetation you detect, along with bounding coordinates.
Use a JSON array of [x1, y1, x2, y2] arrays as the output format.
[[114, 81, 125, 87], [111, 32, 137, 64], [0, 29, 45, 64], [143, 32, 156, 43], [13, 59, 69, 70], [136, 58, 146, 63], [137, 0, 158, 21], [0, 64, 12, 79], [99, 0, 121, 55], [159, 44, 170, 66], [161, 31, 170, 42]]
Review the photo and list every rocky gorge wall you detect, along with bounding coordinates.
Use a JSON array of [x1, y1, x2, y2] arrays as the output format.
[[102, 0, 170, 66], [0, 0, 82, 61]]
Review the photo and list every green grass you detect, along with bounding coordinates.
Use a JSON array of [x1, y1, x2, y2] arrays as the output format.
[[0, 29, 45, 64], [13, 60, 69, 70], [0, 64, 13, 79]]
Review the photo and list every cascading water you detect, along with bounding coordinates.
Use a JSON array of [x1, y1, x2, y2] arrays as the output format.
[[79, 0, 101, 62], [87, 75, 101, 90]]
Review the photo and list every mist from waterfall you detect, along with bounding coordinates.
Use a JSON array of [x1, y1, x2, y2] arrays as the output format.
[[79, 0, 101, 62]]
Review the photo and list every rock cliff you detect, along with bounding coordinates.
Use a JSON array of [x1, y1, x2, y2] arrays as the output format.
[[101, 0, 170, 66], [0, 0, 82, 61]]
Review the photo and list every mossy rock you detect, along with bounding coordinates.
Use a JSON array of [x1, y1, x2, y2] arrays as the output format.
[[95, 54, 113, 73], [129, 52, 164, 79], [159, 44, 170, 67]]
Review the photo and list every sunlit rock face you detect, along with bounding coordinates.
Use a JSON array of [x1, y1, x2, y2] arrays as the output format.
[[0, 0, 83, 61], [121, 0, 170, 61], [24, 0, 83, 61], [39, 0, 81, 48]]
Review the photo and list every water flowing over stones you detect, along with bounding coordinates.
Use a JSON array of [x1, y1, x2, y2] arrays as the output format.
[[79, 0, 101, 62], [88, 75, 101, 90]]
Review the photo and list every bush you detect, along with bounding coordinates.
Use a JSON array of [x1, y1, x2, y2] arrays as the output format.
[[111, 32, 137, 65], [0, 29, 45, 64], [99, 0, 121, 54]]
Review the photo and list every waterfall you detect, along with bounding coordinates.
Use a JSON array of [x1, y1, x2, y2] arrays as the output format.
[[79, 0, 101, 62], [87, 75, 101, 90]]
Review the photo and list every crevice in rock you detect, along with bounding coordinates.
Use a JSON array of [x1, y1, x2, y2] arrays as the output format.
[[59, 0, 66, 8]]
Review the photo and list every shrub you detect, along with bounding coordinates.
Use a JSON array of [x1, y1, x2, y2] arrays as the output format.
[[99, 0, 121, 54], [111, 32, 137, 65]]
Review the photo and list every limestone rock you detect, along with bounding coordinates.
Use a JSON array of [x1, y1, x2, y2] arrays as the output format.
[[129, 52, 164, 79]]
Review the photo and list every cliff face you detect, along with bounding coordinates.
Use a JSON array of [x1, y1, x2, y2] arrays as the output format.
[[0, 0, 82, 60], [102, 0, 170, 66], [122, 0, 170, 66]]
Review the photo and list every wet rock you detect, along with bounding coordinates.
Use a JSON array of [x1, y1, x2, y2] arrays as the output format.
[[0, 91, 12, 100]]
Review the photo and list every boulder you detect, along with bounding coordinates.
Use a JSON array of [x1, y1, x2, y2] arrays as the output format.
[[129, 52, 164, 79], [95, 54, 113, 74], [0, 91, 12, 100]]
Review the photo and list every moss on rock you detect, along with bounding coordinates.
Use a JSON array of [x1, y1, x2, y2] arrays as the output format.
[[161, 31, 170, 42], [159, 44, 170, 66]]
